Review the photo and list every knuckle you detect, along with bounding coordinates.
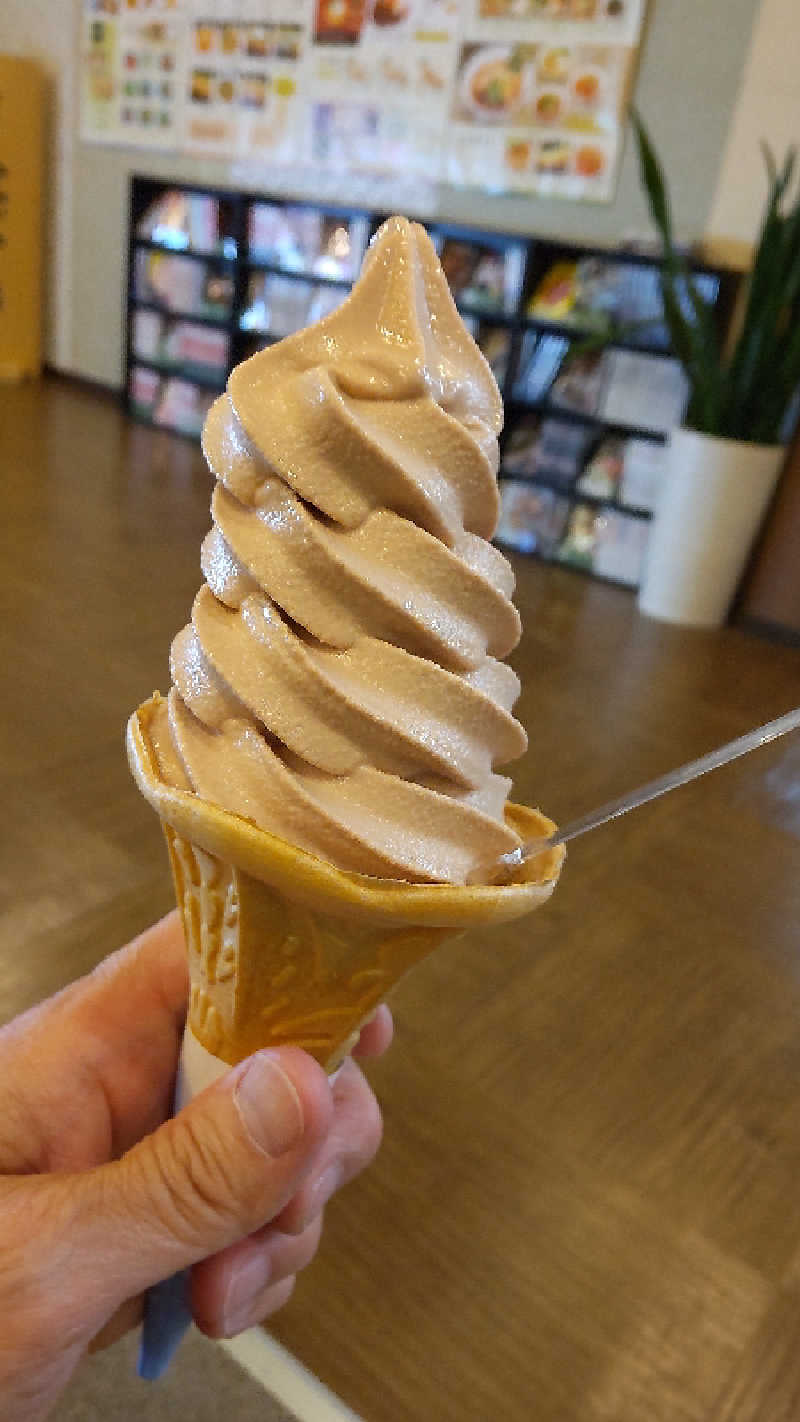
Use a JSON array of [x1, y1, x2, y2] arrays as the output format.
[[133, 1114, 248, 1246]]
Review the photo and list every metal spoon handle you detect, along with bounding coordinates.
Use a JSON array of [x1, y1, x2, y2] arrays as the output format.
[[543, 704, 800, 852], [481, 705, 800, 885]]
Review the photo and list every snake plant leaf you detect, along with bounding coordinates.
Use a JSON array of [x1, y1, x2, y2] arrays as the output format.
[[631, 114, 800, 443]]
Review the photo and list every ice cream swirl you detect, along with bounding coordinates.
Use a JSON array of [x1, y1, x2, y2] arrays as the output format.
[[151, 217, 529, 884]]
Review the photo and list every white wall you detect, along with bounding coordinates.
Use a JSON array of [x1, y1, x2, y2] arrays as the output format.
[[706, 0, 800, 252]]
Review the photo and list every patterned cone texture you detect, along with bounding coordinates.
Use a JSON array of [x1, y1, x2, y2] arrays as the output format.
[[128, 693, 563, 1071]]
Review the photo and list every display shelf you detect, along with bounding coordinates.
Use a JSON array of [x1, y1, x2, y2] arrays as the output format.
[[130, 296, 232, 329], [243, 259, 354, 289], [522, 314, 671, 357], [493, 534, 642, 594], [129, 406, 207, 442], [126, 175, 737, 592], [457, 302, 518, 327], [130, 355, 227, 391], [133, 236, 237, 264], [550, 556, 643, 594], [504, 398, 669, 445], [499, 469, 653, 521]]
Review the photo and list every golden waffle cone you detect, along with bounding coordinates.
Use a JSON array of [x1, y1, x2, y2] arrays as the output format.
[[128, 693, 564, 1073]]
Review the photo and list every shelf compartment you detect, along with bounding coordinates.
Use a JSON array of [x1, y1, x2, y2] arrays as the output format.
[[134, 236, 237, 264], [499, 470, 653, 521], [130, 297, 232, 330], [506, 399, 669, 445], [129, 355, 228, 392]]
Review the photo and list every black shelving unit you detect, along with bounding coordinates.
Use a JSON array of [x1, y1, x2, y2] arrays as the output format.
[[505, 398, 668, 444], [125, 176, 735, 591]]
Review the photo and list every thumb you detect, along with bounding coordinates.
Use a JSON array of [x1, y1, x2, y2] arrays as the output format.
[[60, 1048, 333, 1310]]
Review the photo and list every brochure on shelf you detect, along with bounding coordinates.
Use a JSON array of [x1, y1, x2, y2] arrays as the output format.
[[433, 233, 526, 315], [556, 500, 650, 584], [557, 502, 601, 569], [575, 436, 624, 498], [155, 377, 216, 437], [241, 271, 348, 337], [134, 248, 233, 317], [80, 0, 647, 204], [132, 309, 229, 374], [549, 349, 606, 415], [475, 326, 513, 387], [496, 482, 570, 556], [619, 437, 666, 511], [248, 203, 369, 277], [504, 416, 593, 483], [130, 364, 161, 413], [163, 321, 229, 371], [592, 507, 650, 584], [514, 331, 570, 403], [136, 189, 223, 253], [132, 308, 163, 362], [599, 349, 687, 433], [529, 255, 668, 338]]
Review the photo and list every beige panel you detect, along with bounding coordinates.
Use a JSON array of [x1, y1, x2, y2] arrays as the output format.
[[0, 0, 78, 370], [707, 0, 800, 254]]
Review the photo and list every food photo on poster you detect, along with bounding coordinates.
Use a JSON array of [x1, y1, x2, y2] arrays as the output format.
[[79, 0, 647, 202]]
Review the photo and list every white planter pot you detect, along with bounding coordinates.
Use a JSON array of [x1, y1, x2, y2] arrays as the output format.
[[638, 428, 785, 628]]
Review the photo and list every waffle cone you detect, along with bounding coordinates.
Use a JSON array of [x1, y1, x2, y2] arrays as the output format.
[[128, 693, 564, 1072]]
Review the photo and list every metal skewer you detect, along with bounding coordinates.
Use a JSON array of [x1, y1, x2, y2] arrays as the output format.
[[479, 706, 800, 886]]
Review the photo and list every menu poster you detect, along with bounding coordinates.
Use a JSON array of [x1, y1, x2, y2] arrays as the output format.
[[185, 16, 307, 160], [448, 14, 641, 199], [81, 2, 184, 148], [81, 15, 117, 137], [79, 0, 647, 203], [309, 0, 462, 180], [474, 0, 642, 32]]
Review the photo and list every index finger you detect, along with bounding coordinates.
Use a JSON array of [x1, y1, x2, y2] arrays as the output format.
[[351, 1005, 394, 1060]]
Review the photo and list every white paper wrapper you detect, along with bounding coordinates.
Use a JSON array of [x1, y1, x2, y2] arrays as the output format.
[[175, 1025, 345, 1112], [175, 1025, 229, 1109]]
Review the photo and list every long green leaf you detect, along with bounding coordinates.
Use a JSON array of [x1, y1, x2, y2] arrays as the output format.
[[731, 219, 800, 437], [725, 146, 799, 430], [630, 108, 674, 246], [630, 111, 723, 430], [750, 307, 800, 442], [761, 140, 778, 192], [630, 115, 800, 439]]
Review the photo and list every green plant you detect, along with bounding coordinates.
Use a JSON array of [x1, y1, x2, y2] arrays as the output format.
[[631, 109, 800, 444]]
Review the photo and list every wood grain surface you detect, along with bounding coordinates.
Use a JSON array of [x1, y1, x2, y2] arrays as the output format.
[[2, 375, 800, 1422]]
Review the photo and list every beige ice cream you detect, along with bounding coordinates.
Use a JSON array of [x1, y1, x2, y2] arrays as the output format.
[[148, 216, 528, 886]]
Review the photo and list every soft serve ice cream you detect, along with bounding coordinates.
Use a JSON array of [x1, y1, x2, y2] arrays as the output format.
[[148, 217, 529, 885]]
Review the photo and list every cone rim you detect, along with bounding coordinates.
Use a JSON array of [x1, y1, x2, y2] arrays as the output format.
[[127, 692, 563, 928]]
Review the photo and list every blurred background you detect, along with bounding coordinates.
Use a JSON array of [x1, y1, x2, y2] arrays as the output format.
[[1, 2, 800, 1420]]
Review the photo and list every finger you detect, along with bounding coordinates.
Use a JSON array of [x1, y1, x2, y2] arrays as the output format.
[[88, 1295, 144, 1353], [192, 1215, 323, 1338], [0, 912, 190, 1167], [274, 1058, 382, 1236], [219, 1274, 297, 1339], [50, 1047, 332, 1313], [352, 1005, 394, 1060], [70, 913, 191, 1152]]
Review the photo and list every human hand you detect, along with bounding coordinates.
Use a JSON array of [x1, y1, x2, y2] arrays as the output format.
[[0, 912, 390, 1422]]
